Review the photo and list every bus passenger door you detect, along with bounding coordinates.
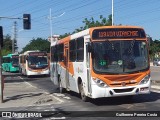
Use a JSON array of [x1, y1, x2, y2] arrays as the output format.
[[85, 37, 92, 95], [64, 44, 70, 90]]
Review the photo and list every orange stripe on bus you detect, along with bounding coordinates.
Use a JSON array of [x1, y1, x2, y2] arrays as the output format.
[[58, 36, 71, 44]]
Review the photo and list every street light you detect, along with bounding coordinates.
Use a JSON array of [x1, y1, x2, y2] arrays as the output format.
[[112, 0, 114, 26], [48, 8, 65, 42]]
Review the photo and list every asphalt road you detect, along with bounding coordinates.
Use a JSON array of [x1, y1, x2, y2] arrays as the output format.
[[15, 72, 160, 111], [1, 66, 160, 119]]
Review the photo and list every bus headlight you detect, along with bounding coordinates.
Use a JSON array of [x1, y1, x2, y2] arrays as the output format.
[[139, 75, 150, 85], [93, 78, 108, 88]]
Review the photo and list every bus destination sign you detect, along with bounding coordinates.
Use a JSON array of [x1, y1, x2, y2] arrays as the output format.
[[12, 55, 19, 58], [29, 52, 46, 56], [92, 28, 146, 40]]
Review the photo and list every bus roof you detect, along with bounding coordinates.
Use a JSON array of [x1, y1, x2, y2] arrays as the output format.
[[2, 53, 19, 58], [22, 50, 48, 55], [23, 50, 40, 55], [7, 53, 19, 57], [51, 25, 145, 46]]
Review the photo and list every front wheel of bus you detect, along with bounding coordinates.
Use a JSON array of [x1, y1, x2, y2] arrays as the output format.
[[80, 83, 88, 102]]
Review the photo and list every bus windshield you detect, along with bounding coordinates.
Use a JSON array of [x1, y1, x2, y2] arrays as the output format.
[[28, 56, 48, 69], [92, 40, 149, 74], [11, 55, 19, 66]]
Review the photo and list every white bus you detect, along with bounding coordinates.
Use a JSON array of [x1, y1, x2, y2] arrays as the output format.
[[19, 50, 49, 77], [50, 26, 151, 101]]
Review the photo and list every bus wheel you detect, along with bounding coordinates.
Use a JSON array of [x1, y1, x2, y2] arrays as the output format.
[[58, 78, 65, 93], [80, 83, 88, 102]]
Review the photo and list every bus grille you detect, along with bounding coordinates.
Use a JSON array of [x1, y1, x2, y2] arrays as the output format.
[[110, 82, 137, 87], [113, 88, 134, 93]]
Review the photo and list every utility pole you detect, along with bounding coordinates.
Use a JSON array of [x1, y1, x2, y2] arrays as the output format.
[[48, 8, 65, 42], [12, 21, 18, 54], [0, 26, 3, 103], [49, 8, 53, 42], [0, 14, 31, 103], [0, 44, 3, 103], [112, 0, 114, 26]]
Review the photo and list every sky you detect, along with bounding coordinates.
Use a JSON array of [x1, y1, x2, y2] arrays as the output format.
[[0, 0, 160, 52]]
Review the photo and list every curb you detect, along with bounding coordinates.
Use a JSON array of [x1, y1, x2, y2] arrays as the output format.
[[151, 85, 160, 90], [151, 80, 160, 90]]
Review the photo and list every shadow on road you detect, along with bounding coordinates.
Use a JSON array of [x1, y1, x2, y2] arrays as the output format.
[[61, 91, 160, 107], [3, 93, 43, 103], [3, 74, 49, 83], [4, 79, 25, 83], [89, 92, 160, 106]]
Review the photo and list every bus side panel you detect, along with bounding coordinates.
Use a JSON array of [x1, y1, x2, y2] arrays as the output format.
[[50, 62, 58, 85], [60, 62, 80, 93], [57, 63, 66, 87], [7, 63, 11, 72], [10, 66, 19, 72], [21, 63, 26, 75], [52, 61, 80, 93], [71, 62, 88, 94]]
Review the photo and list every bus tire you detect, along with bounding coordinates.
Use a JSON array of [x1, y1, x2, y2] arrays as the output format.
[[58, 78, 65, 93], [80, 83, 88, 102]]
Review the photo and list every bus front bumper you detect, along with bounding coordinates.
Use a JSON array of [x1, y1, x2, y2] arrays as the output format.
[[27, 69, 50, 76], [91, 81, 151, 99]]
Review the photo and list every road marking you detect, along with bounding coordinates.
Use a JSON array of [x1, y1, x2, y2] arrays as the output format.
[[44, 110, 50, 111], [151, 85, 160, 90], [63, 96, 71, 99], [44, 92, 64, 103], [126, 104, 134, 109], [119, 103, 134, 109], [53, 93, 65, 97], [18, 76, 64, 103], [151, 89, 160, 93]]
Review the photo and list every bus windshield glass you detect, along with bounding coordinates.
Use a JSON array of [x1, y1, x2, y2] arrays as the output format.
[[11, 55, 19, 66], [28, 55, 48, 69], [92, 40, 149, 74]]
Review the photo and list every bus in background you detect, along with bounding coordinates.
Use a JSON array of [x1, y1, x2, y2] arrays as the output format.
[[50, 26, 150, 101], [2, 54, 19, 72], [19, 50, 49, 77]]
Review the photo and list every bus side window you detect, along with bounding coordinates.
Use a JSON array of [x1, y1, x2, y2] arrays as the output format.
[[57, 44, 64, 62], [69, 39, 76, 62], [76, 37, 84, 62]]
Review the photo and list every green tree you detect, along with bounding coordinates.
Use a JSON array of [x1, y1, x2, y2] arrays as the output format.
[[149, 39, 160, 59], [2, 34, 12, 56], [83, 14, 112, 28], [21, 38, 50, 53], [60, 14, 112, 39], [59, 33, 71, 39], [76, 14, 112, 32]]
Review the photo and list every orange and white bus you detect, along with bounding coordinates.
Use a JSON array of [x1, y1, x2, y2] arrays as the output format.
[[19, 50, 50, 77], [50, 26, 150, 101]]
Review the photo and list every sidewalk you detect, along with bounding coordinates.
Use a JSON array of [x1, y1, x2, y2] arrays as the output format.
[[0, 79, 62, 110], [150, 62, 160, 90], [151, 80, 160, 90]]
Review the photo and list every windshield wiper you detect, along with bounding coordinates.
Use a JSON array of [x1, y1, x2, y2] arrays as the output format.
[[105, 39, 119, 53], [122, 39, 136, 72], [128, 39, 135, 55]]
